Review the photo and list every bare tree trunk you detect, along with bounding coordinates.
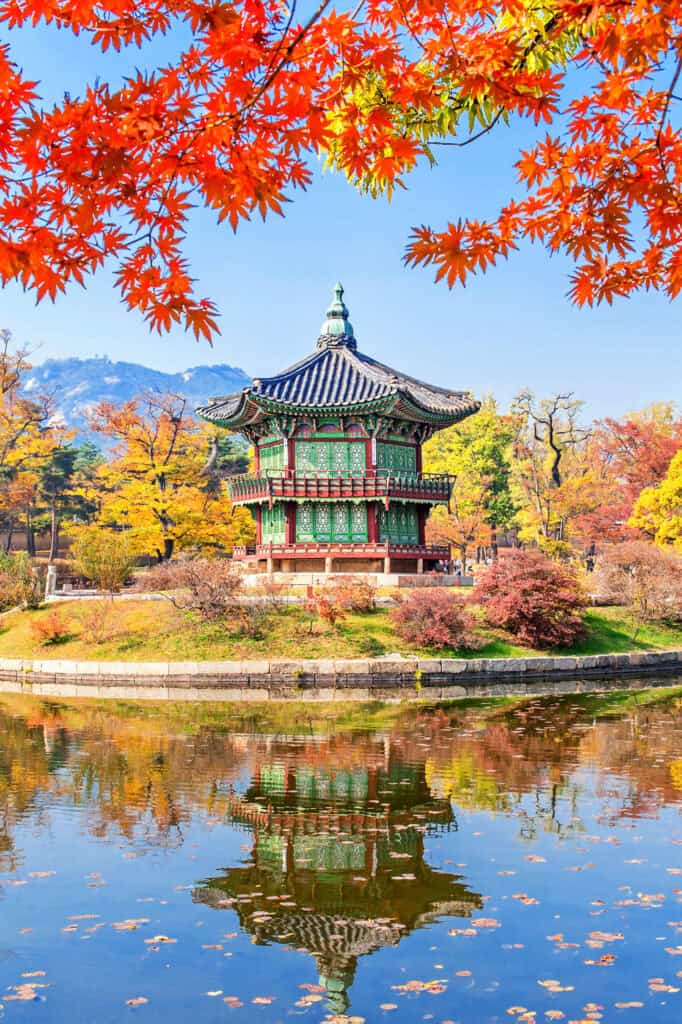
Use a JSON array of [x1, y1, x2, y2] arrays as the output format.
[[26, 507, 36, 557], [4, 517, 13, 554], [49, 505, 60, 562]]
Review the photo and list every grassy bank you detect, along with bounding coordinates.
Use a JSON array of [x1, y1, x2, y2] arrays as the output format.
[[0, 599, 680, 662]]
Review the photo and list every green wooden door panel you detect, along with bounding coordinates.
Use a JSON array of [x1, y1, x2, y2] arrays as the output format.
[[377, 504, 418, 543], [295, 502, 368, 542], [295, 441, 366, 475], [259, 444, 284, 475], [261, 504, 286, 543], [377, 443, 417, 474]]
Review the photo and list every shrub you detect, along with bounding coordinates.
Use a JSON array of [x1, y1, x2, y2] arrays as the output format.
[[79, 601, 119, 645], [476, 550, 586, 649], [592, 541, 682, 635], [30, 610, 72, 646], [325, 575, 377, 613], [137, 557, 243, 620], [390, 589, 481, 650], [69, 527, 138, 593], [0, 551, 42, 611], [252, 576, 291, 609], [309, 590, 346, 629], [230, 605, 270, 639]]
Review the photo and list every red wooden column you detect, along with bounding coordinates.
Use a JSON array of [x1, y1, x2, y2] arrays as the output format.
[[285, 502, 296, 545], [417, 506, 426, 545], [365, 437, 374, 477], [367, 503, 379, 543]]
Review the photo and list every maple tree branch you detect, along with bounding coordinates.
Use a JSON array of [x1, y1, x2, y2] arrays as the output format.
[[429, 110, 503, 147], [657, 53, 682, 146]]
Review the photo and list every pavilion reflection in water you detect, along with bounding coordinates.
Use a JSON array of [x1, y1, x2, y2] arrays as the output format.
[[194, 736, 482, 1012]]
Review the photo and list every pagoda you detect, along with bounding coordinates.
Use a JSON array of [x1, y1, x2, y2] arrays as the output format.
[[198, 284, 480, 573]]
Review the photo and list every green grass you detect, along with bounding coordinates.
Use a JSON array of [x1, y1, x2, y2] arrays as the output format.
[[0, 599, 679, 663]]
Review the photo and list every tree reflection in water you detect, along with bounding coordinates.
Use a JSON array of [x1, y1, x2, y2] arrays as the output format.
[[1, 689, 682, 1017]]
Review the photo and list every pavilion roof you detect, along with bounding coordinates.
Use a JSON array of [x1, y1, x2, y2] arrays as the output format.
[[197, 284, 480, 429]]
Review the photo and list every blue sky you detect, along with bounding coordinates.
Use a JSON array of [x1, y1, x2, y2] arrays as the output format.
[[2, 19, 680, 418]]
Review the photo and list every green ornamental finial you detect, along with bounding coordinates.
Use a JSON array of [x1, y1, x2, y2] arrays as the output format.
[[317, 282, 356, 349]]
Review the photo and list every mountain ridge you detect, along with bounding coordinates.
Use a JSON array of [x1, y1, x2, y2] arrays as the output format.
[[25, 356, 251, 443]]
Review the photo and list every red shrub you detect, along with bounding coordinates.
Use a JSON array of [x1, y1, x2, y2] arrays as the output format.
[[309, 591, 346, 629], [390, 589, 481, 651], [476, 550, 586, 649], [31, 610, 72, 646]]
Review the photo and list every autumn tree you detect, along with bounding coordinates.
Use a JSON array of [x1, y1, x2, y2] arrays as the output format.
[[0, 2, 680, 337], [630, 449, 682, 551], [86, 392, 254, 561], [0, 330, 60, 551], [423, 397, 516, 561], [589, 404, 682, 534], [510, 390, 617, 553]]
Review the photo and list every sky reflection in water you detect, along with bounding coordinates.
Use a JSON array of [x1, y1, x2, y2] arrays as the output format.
[[1, 688, 682, 1023]]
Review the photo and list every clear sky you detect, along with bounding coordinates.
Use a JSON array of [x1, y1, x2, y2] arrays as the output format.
[[3, 20, 680, 419]]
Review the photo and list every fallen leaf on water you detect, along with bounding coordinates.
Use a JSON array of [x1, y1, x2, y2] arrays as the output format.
[[614, 1003, 644, 1009], [252, 996, 276, 1004], [126, 997, 148, 1007], [379, 1004, 397, 1011], [206, 991, 223, 997], [144, 935, 176, 944], [471, 918, 500, 928]]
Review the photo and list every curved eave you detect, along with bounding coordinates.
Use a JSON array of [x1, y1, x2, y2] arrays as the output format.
[[196, 390, 262, 429], [197, 388, 481, 431], [393, 391, 482, 427]]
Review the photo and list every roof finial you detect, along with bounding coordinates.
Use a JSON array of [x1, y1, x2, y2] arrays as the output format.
[[317, 282, 357, 350]]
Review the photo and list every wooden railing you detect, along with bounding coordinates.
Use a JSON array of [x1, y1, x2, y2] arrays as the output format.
[[228, 471, 452, 504], [232, 541, 450, 561]]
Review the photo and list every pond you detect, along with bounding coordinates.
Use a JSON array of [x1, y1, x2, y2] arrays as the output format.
[[1, 686, 682, 1023]]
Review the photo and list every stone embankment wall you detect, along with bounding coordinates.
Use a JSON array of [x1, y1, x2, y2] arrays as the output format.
[[0, 650, 680, 702]]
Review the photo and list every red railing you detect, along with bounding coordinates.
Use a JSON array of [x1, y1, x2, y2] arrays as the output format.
[[228, 471, 452, 505], [232, 541, 450, 561]]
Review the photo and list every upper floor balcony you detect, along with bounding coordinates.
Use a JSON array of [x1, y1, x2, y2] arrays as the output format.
[[227, 471, 453, 506]]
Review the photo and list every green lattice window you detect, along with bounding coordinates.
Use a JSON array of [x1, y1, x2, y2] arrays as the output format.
[[261, 504, 286, 542], [377, 504, 419, 543], [295, 441, 365, 475], [296, 501, 368, 542], [377, 442, 417, 475], [259, 443, 284, 475]]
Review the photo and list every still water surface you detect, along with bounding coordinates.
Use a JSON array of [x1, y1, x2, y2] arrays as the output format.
[[1, 688, 682, 1023]]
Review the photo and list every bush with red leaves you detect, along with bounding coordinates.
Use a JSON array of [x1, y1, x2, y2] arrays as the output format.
[[390, 589, 481, 651], [477, 551, 586, 649]]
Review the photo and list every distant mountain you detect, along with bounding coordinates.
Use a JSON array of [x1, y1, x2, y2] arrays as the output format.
[[25, 357, 251, 444]]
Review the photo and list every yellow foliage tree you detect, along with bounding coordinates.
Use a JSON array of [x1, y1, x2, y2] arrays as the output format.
[[630, 450, 682, 552], [86, 392, 254, 561]]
